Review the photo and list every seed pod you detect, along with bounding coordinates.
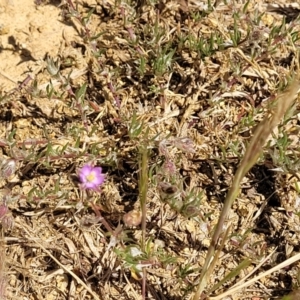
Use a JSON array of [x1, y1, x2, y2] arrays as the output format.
[[123, 210, 142, 227]]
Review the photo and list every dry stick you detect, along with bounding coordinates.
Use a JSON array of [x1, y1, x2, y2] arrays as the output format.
[[124, 273, 142, 300], [193, 76, 300, 300]]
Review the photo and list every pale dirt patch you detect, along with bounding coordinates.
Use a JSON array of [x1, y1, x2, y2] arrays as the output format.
[[0, 0, 78, 90]]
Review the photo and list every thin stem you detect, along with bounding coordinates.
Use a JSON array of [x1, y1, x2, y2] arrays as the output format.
[[90, 202, 114, 235], [139, 144, 148, 300]]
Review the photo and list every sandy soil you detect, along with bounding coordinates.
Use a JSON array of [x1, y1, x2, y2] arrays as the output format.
[[0, 0, 78, 90]]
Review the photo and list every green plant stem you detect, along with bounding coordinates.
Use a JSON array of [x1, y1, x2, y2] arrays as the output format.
[[139, 145, 148, 249], [139, 144, 148, 300]]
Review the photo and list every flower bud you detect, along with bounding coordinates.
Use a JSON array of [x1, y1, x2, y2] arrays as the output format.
[[0, 159, 16, 179], [173, 137, 195, 153], [123, 210, 142, 227]]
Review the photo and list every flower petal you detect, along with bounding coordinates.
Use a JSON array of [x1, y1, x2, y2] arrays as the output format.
[[78, 164, 105, 191]]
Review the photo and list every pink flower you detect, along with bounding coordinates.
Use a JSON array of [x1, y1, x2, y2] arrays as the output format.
[[78, 164, 105, 191]]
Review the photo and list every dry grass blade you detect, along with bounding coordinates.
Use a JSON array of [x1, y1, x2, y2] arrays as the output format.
[[193, 76, 300, 299], [210, 248, 277, 299], [210, 252, 300, 300]]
